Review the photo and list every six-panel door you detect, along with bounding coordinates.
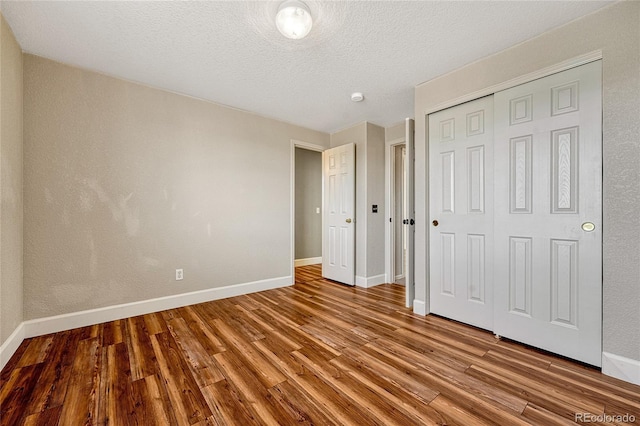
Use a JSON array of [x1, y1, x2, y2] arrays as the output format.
[[493, 61, 602, 366], [322, 143, 356, 286], [429, 96, 495, 330]]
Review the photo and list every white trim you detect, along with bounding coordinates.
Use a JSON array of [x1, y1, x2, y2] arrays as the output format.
[[602, 352, 640, 386], [291, 139, 325, 152], [387, 137, 406, 145], [385, 136, 407, 299], [0, 323, 26, 370], [22, 276, 291, 340], [290, 139, 326, 283], [355, 274, 386, 288], [413, 299, 427, 316], [423, 50, 602, 116], [294, 257, 322, 267]]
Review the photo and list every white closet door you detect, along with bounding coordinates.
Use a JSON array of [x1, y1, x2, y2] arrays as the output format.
[[429, 96, 494, 330], [493, 61, 602, 366]]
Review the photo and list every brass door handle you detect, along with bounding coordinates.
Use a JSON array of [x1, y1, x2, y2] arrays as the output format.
[[582, 222, 595, 232], [346, 218, 352, 223], [432, 220, 439, 227]]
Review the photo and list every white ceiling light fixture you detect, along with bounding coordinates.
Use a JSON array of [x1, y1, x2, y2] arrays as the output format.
[[275, 0, 313, 40]]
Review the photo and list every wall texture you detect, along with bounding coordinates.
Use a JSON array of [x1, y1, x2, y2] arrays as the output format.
[[0, 14, 23, 346], [23, 54, 329, 320], [414, 2, 640, 361], [294, 147, 321, 260]]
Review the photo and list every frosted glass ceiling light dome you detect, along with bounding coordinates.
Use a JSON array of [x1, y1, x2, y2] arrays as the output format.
[[276, 0, 313, 40]]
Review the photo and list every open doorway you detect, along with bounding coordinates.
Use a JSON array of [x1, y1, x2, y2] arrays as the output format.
[[393, 145, 407, 285], [386, 140, 407, 286], [290, 140, 325, 282], [294, 147, 322, 266], [386, 119, 415, 308]]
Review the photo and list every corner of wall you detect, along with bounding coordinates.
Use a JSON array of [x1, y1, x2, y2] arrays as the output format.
[[602, 352, 640, 386], [413, 300, 427, 316], [0, 10, 25, 367]]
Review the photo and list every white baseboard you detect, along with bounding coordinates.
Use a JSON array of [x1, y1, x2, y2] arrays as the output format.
[[0, 276, 291, 370], [294, 257, 322, 267], [602, 352, 640, 385], [413, 299, 427, 316], [0, 322, 26, 370], [24, 275, 291, 338], [355, 274, 387, 288]]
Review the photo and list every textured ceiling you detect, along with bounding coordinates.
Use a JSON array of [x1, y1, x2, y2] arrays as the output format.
[[1, 1, 612, 133]]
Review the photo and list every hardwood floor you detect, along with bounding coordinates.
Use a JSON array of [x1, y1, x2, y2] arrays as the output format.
[[2, 264, 639, 425]]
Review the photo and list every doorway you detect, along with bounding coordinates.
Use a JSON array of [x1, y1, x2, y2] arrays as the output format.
[[392, 144, 407, 285], [385, 139, 408, 286], [386, 119, 416, 308], [290, 141, 325, 281]]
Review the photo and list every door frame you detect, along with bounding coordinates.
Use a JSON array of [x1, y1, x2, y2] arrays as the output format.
[[290, 139, 326, 283], [418, 50, 603, 315], [385, 137, 406, 287]]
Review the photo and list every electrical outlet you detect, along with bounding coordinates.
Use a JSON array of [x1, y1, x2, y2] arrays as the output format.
[[176, 269, 183, 280]]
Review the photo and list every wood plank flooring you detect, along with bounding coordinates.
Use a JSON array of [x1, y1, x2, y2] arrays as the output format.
[[2, 264, 639, 425]]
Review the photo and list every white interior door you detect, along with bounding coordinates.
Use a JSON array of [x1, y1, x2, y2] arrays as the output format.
[[405, 118, 415, 308], [493, 61, 602, 366], [429, 96, 494, 330], [322, 143, 355, 285]]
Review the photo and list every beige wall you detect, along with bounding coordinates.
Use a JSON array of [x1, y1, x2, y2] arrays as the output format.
[[23, 54, 329, 320], [294, 147, 321, 260], [385, 121, 405, 143], [0, 14, 24, 346], [365, 122, 385, 277], [414, 2, 640, 360]]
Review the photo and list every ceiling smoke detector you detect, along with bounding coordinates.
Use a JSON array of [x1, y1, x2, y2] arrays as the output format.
[[275, 0, 313, 40], [351, 92, 365, 102]]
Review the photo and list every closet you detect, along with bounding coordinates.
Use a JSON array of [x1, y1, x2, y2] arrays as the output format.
[[428, 61, 602, 366]]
